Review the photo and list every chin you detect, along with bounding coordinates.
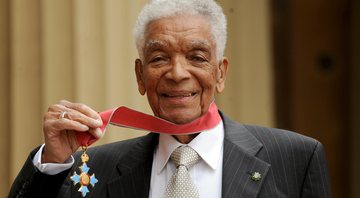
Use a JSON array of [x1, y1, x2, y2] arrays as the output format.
[[161, 111, 201, 124]]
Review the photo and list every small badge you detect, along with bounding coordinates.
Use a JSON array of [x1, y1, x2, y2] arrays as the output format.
[[70, 146, 98, 197], [251, 172, 261, 181]]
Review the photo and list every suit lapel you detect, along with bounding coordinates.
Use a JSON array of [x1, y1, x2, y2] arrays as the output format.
[[221, 113, 270, 198], [107, 133, 158, 198]]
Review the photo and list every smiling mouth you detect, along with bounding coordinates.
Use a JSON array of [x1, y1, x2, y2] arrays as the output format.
[[162, 92, 197, 98]]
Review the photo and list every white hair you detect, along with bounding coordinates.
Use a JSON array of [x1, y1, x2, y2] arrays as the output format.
[[133, 0, 227, 60]]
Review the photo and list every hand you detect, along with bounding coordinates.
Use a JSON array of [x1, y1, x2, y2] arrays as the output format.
[[42, 100, 103, 163]]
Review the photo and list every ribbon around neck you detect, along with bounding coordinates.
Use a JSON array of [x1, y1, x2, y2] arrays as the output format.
[[76, 102, 221, 146]]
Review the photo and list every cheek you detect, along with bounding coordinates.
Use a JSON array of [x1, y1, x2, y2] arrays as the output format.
[[143, 69, 162, 90], [143, 69, 163, 102], [197, 68, 218, 91]]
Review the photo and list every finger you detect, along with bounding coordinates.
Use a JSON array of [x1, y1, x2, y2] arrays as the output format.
[[88, 128, 104, 139], [56, 112, 104, 139], [45, 109, 101, 130], [47, 103, 66, 114], [47, 118, 90, 132], [60, 108, 102, 129], [48, 119, 103, 139], [59, 100, 102, 122]]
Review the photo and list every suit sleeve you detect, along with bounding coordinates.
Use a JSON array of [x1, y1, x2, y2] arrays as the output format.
[[7, 146, 70, 198], [301, 141, 332, 198]]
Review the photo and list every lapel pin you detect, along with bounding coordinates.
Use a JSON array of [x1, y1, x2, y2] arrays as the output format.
[[251, 172, 261, 181]]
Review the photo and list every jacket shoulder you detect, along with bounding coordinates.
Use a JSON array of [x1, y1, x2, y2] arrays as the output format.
[[242, 124, 321, 151], [220, 111, 322, 153]]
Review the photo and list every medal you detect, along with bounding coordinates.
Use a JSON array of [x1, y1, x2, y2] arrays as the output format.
[[68, 101, 220, 196], [70, 146, 98, 197]]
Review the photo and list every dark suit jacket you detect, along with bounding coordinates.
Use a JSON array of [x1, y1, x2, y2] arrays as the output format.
[[8, 112, 332, 198]]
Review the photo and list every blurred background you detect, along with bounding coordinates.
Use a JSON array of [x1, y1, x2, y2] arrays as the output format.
[[0, 0, 358, 197]]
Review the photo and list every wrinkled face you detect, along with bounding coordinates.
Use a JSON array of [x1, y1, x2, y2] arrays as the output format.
[[135, 14, 228, 124]]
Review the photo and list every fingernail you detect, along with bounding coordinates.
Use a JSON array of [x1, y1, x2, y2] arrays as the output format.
[[95, 128, 103, 138], [93, 118, 102, 126], [97, 119, 103, 126], [82, 125, 89, 131]]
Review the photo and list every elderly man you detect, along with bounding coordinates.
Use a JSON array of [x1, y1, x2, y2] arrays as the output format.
[[9, 0, 331, 197]]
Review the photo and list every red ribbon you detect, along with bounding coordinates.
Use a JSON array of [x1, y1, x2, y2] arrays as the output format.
[[76, 102, 221, 146]]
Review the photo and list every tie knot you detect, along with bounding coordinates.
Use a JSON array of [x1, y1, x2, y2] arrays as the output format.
[[171, 146, 200, 168]]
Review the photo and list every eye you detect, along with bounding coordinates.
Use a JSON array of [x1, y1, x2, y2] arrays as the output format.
[[189, 55, 207, 62], [149, 55, 168, 64]]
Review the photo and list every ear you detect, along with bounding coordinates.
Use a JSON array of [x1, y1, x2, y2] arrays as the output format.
[[216, 57, 228, 93], [135, 59, 146, 95]]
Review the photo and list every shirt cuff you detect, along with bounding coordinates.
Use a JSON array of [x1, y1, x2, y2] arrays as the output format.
[[32, 144, 74, 175]]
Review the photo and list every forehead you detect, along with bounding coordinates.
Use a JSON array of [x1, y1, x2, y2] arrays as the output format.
[[143, 14, 215, 50], [144, 39, 211, 52]]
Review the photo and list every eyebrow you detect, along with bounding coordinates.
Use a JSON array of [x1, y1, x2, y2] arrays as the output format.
[[187, 40, 212, 52], [187, 40, 211, 48], [143, 39, 212, 54], [144, 40, 168, 54]]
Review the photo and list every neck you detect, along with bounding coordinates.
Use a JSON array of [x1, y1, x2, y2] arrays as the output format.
[[173, 134, 199, 144]]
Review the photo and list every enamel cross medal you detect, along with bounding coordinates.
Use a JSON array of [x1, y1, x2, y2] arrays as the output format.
[[70, 146, 98, 197], [68, 101, 221, 197]]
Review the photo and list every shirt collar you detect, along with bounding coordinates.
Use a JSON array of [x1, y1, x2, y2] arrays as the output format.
[[155, 121, 224, 174]]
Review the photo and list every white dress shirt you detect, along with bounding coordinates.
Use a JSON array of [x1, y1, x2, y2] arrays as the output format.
[[33, 121, 224, 198], [149, 121, 224, 198], [33, 144, 74, 175]]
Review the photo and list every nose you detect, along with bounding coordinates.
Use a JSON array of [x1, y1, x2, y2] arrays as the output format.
[[165, 57, 191, 82]]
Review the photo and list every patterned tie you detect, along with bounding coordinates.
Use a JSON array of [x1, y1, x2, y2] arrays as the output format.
[[164, 146, 200, 198]]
